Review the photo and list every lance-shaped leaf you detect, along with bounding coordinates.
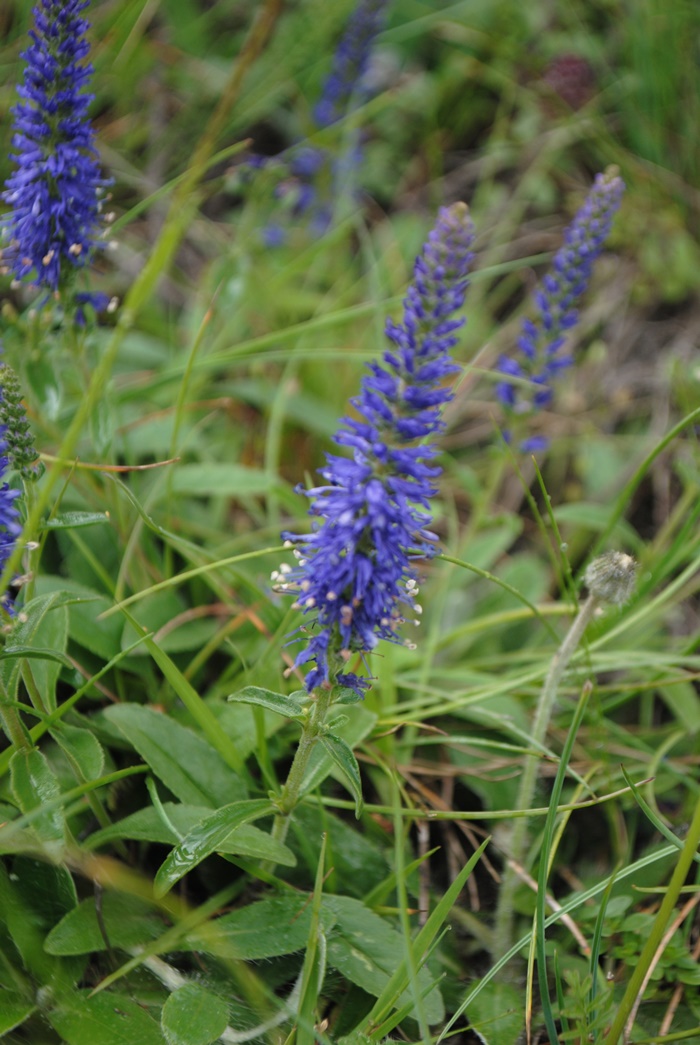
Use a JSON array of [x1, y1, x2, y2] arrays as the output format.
[[318, 731, 363, 818], [154, 799, 273, 897], [228, 686, 308, 719]]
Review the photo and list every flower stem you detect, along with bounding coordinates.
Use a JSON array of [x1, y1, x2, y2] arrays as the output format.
[[494, 593, 599, 957], [270, 683, 335, 849]]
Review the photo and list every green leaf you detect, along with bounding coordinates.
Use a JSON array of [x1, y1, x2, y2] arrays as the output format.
[[161, 984, 229, 1045], [48, 990, 165, 1045], [227, 685, 307, 719], [134, 627, 247, 777], [50, 723, 105, 782], [303, 705, 376, 796], [1, 645, 72, 665], [290, 806, 388, 898], [364, 839, 489, 1037], [0, 858, 80, 987], [553, 502, 642, 550], [185, 893, 323, 959], [119, 591, 216, 656], [167, 462, 279, 498], [154, 799, 273, 897], [86, 803, 295, 866], [28, 603, 68, 712], [9, 747, 65, 847], [40, 511, 111, 530], [322, 896, 444, 1025], [103, 704, 246, 808], [0, 592, 68, 704], [46, 892, 164, 956], [35, 577, 122, 660], [657, 680, 700, 736], [0, 993, 36, 1035], [319, 732, 363, 817], [463, 981, 524, 1044]]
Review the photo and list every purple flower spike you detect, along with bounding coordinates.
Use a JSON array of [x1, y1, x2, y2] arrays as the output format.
[[0, 392, 23, 612], [496, 167, 625, 450], [1, 0, 108, 293], [313, 0, 390, 129], [279, 203, 475, 696]]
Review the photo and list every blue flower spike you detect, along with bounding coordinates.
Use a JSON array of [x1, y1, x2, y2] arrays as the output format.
[[278, 202, 475, 696], [495, 167, 625, 450], [313, 0, 391, 130], [1, 0, 109, 302]]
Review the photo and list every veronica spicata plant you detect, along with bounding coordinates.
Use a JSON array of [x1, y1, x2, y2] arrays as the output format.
[[1, 0, 108, 310], [279, 202, 475, 698], [495, 166, 625, 450]]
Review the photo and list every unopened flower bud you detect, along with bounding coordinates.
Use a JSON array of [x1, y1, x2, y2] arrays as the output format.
[[584, 551, 636, 605]]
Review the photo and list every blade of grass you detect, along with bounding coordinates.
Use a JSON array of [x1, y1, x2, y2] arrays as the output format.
[[362, 835, 490, 1035], [621, 765, 700, 862], [535, 680, 593, 1043]]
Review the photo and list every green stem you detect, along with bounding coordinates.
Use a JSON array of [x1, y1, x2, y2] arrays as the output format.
[[604, 794, 700, 1045], [21, 480, 38, 605], [270, 684, 335, 848], [0, 702, 29, 751], [493, 593, 599, 957]]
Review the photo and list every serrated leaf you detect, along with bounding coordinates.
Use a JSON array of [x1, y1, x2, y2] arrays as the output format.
[[322, 895, 444, 1025], [161, 983, 229, 1045], [154, 799, 273, 897], [40, 511, 110, 530], [45, 892, 164, 956], [227, 685, 307, 718], [50, 723, 105, 782], [86, 803, 295, 866], [9, 747, 64, 847], [48, 990, 165, 1045], [319, 732, 363, 817], [303, 705, 376, 797], [103, 704, 246, 808], [185, 893, 325, 959]]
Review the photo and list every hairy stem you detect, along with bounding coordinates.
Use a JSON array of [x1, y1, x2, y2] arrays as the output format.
[[494, 593, 599, 957], [270, 684, 335, 849]]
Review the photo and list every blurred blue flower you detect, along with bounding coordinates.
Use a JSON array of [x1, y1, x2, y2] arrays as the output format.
[[1, 0, 108, 294], [495, 167, 625, 449], [313, 0, 391, 129], [280, 203, 475, 695], [249, 0, 390, 245]]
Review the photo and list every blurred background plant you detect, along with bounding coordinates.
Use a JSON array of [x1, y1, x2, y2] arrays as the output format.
[[0, 0, 699, 1043]]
